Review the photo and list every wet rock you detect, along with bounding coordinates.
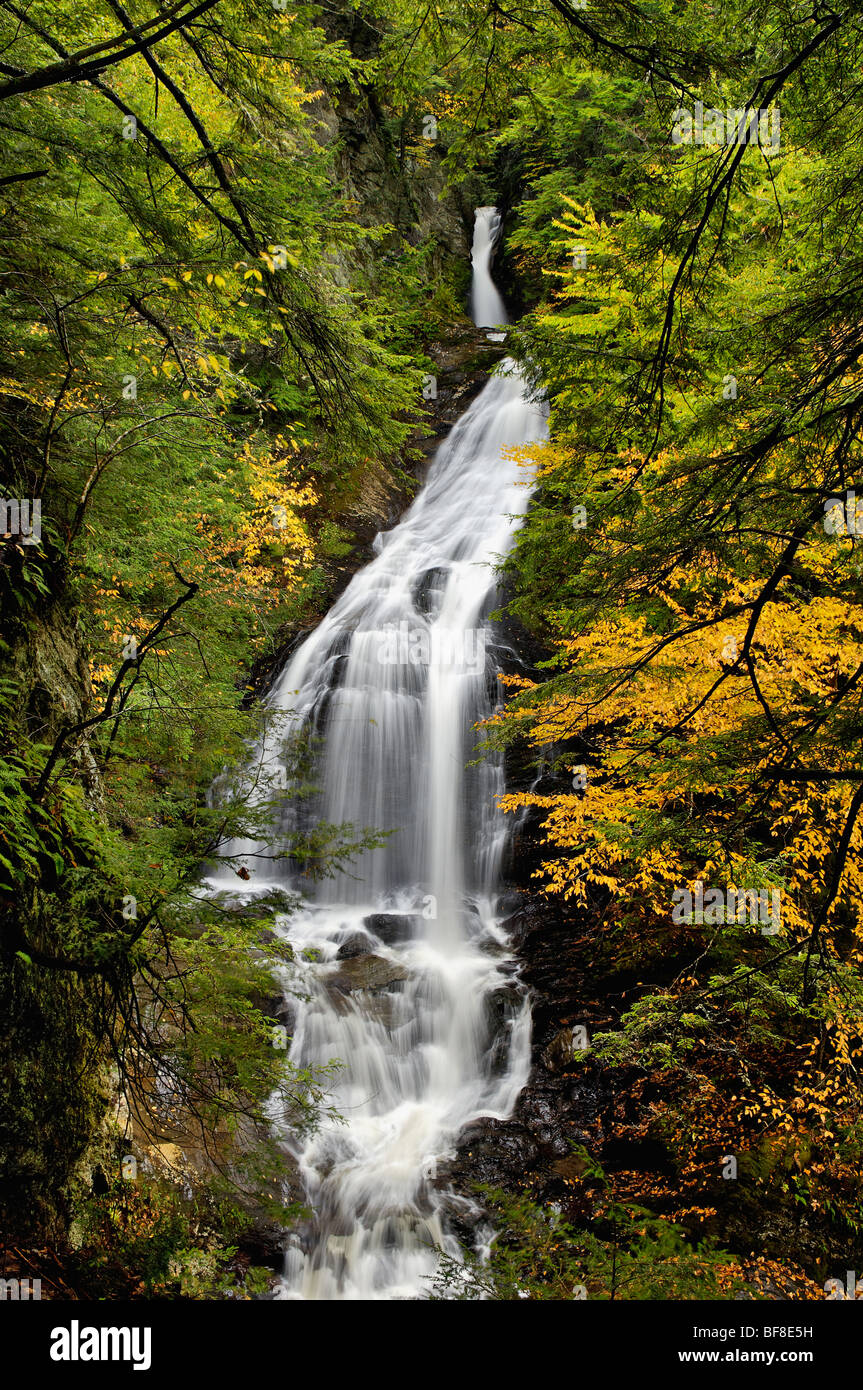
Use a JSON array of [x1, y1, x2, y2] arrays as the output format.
[[412, 567, 449, 617], [336, 931, 376, 959], [272, 996, 296, 1032], [363, 913, 415, 944], [438, 1118, 541, 1190], [483, 982, 527, 1076], [249, 988, 288, 1021], [485, 981, 526, 1028], [236, 1219, 290, 1270], [329, 953, 409, 994], [496, 889, 526, 920], [364, 995, 399, 1028]]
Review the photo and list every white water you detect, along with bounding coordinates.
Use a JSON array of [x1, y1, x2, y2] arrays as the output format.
[[211, 211, 547, 1299], [470, 206, 507, 329]]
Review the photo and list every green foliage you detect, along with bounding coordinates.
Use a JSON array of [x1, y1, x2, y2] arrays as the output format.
[[7, 0, 863, 1298], [0, 0, 468, 1248], [428, 1160, 740, 1301], [588, 995, 712, 1071], [72, 1172, 276, 1298]]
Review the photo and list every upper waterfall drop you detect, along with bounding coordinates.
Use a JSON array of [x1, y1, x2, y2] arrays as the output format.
[[214, 209, 547, 1298], [470, 206, 508, 329]]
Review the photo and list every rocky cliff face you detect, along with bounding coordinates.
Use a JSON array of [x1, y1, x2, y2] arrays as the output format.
[[0, 548, 111, 1238], [5, 555, 105, 815], [314, 6, 479, 271]]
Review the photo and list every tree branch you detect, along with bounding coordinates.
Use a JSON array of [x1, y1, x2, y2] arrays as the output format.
[[32, 566, 199, 799], [0, 0, 224, 101]]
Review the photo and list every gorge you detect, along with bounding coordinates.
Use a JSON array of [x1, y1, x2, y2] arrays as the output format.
[[2, 0, 859, 1317]]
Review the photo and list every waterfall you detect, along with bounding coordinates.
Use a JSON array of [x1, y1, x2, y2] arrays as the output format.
[[470, 206, 507, 329], [212, 209, 547, 1299]]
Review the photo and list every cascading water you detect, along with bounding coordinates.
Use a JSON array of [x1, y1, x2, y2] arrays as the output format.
[[470, 206, 507, 329], [212, 209, 547, 1298]]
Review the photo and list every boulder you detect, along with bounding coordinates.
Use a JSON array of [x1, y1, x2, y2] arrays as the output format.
[[330, 953, 409, 995], [363, 913, 416, 944], [336, 931, 376, 960]]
